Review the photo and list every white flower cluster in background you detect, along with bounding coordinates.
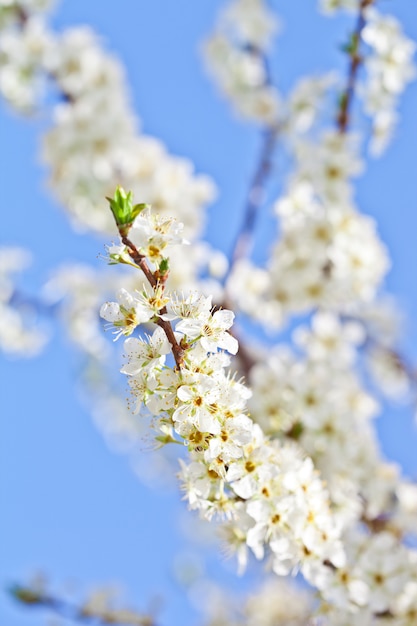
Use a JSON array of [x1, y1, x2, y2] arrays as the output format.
[[42, 26, 215, 237], [0, 1, 215, 239], [0, 4, 52, 110], [361, 8, 416, 155], [209, 2, 412, 329], [321, 530, 414, 617], [204, 0, 415, 362], [0, 246, 47, 356], [204, 0, 280, 124], [248, 311, 401, 526], [284, 73, 336, 136], [195, 577, 312, 626], [227, 130, 389, 327], [270, 188, 389, 315], [205, 0, 343, 136], [42, 264, 118, 359], [197, 543, 417, 626]]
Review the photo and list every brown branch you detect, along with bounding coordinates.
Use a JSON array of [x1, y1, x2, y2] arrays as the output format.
[[234, 334, 257, 378], [337, 0, 375, 133], [230, 125, 278, 266], [226, 43, 280, 274], [217, 125, 278, 380], [121, 235, 184, 369], [156, 316, 184, 368], [216, 47, 280, 377], [10, 584, 157, 626], [14, 4, 77, 101], [361, 513, 403, 538], [121, 236, 158, 288], [211, 298, 257, 378], [16, 5, 29, 24], [364, 336, 417, 396]]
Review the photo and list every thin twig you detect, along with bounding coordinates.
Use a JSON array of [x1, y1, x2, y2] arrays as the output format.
[[121, 235, 184, 369], [10, 585, 156, 626], [337, 0, 374, 133], [226, 40, 279, 275], [121, 236, 158, 288], [233, 331, 257, 377], [217, 45, 279, 377], [230, 125, 278, 267]]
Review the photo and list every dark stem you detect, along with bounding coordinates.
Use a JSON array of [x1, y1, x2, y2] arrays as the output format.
[[156, 316, 184, 369], [226, 41, 279, 275], [121, 235, 184, 369], [230, 126, 278, 267], [219, 47, 279, 376], [233, 329, 258, 378], [10, 585, 156, 626], [121, 236, 158, 288], [211, 302, 257, 378], [337, 0, 374, 133]]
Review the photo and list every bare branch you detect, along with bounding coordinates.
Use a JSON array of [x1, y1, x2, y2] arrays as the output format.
[[10, 584, 157, 626]]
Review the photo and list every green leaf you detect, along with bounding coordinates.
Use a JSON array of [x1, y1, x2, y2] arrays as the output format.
[[106, 187, 150, 235], [286, 421, 304, 440], [9, 585, 42, 605], [339, 33, 358, 56], [131, 203, 149, 221], [159, 257, 170, 275], [155, 433, 180, 446], [338, 91, 348, 110]]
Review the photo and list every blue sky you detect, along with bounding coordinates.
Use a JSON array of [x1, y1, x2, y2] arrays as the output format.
[[2, 1, 417, 625]]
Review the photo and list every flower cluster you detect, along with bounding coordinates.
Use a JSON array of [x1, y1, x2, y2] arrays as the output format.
[[284, 73, 336, 136], [248, 311, 402, 526], [245, 308, 417, 621], [102, 198, 344, 589], [102, 195, 417, 622], [204, 0, 280, 124], [318, 0, 416, 155], [212, 1, 412, 331], [198, 577, 312, 626], [227, 131, 389, 327], [42, 27, 215, 236], [0, 2, 52, 111], [0, 2, 215, 240], [362, 7, 416, 155]]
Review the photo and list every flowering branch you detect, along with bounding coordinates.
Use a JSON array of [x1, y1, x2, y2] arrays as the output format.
[[3, 1, 417, 622], [107, 188, 185, 370], [102, 187, 345, 586]]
